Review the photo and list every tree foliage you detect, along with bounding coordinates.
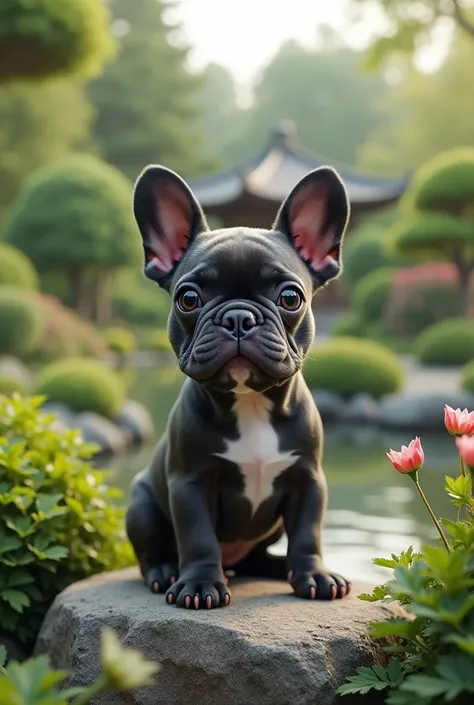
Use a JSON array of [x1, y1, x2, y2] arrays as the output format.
[[349, 0, 474, 69], [0, 80, 93, 223], [87, 0, 207, 181], [390, 148, 474, 314], [0, 0, 115, 83], [2, 154, 140, 321], [358, 36, 474, 175], [219, 41, 388, 167]]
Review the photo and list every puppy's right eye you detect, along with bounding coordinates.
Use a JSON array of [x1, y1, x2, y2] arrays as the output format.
[[177, 288, 201, 312]]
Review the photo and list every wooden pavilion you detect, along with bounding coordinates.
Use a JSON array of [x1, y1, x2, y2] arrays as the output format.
[[188, 121, 407, 309]]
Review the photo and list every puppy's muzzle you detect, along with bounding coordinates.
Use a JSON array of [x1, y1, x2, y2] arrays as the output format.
[[214, 302, 264, 342]]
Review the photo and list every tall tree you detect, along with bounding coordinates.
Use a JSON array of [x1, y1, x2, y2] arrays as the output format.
[[349, 0, 474, 68], [357, 36, 474, 175], [222, 41, 388, 167], [0, 80, 93, 223], [86, 0, 207, 181]]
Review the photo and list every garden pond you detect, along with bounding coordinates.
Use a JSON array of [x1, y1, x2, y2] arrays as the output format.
[[108, 365, 460, 585]]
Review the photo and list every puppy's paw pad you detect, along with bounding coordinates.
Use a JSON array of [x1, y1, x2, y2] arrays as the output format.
[[146, 562, 179, 594], [165, 580, 231, 609]]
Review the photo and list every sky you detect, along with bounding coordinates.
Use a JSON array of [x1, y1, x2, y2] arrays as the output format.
[[168, 0, 450, 89]]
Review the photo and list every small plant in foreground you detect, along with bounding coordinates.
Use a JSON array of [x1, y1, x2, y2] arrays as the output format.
[[338, 404, 474, 705], [0, 626, 159, 705], [0, 393, 133, 648]]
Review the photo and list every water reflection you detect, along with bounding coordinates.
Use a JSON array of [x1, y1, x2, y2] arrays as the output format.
[[108, 368, 458, 586]]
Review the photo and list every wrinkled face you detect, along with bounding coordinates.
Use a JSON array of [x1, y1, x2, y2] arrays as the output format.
[[167, 229, 314, 392], [133, 164, 350, 393]]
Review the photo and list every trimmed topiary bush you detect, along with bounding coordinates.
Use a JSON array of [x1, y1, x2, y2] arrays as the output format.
[[461, 359, 474, 394], [353, 267, 396, 323], [33, 358, 124, 418], [0, 243, 38, 290], [341, 232, 394, 291], [331, 312, 366, 338], [0, 374, 27, 396], [104, 327, 137, 356], [0, 288, 44, 357], [304, 337, 404, 399], [145, 328, 172, 353], [415, 319, 474, 367], [0, 393, 132, 647], [0, 0, 115, 83]]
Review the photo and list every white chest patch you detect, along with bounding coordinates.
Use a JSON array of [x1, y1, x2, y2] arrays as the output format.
[[215, 378, 299, 513]]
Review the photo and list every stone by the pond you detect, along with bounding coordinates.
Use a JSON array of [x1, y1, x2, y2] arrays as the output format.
[[378, 392, 474, 431], [41, 402, 76, 432], [35, 568, 403, 705], [114, 399, 155, 444], [312, 389, 345, 422], [340, 393, 379, 425], [74, 412, 127, 454]]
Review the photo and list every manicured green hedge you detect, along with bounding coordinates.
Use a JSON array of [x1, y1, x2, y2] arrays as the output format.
[[0, 243, 38, 290], [33, 358, 124, 418], [0, 288, 43, 357], [415, 319, 474, 367], [104, 327, 137, 356], [461, 359, 474, 394], [353, 267, 396, 322], [304, 337, 404, 399]]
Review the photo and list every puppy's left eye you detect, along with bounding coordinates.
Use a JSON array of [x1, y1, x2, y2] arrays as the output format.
[[177, 288, 201, 312], [278, 288, 302, 312]]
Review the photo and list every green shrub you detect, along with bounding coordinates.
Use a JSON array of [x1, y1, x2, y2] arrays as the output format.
[[0, 374, 27, 396], [104, 327, 137, 356], [33, 359, 124, 418], [0, 0, 115, 83], [112, 272, 170, 327], [0, 288, 44, 358], [415, 319, 474, 367], [145, 328, 172, 353], [0, 626, 158, 700], [304, 337, 404, 398], [460, 359, 474, 394], [353, 267, 396, 322], [341, 232, 394, 290], [0, 394, 133, 647], [0, 243, 38, 290], [331, 312, 366, 338], [408, 146, 474, 213]]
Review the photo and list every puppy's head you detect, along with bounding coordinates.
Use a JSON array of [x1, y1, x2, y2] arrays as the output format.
[[133, 166, 350, 393]]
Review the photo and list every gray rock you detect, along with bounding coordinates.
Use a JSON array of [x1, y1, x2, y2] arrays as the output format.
[[74, 412, 128, 454], [114, 399, 155, 444], [340, 394, 379, 425], [379, 392, 474, 431], [41, 402, 76, 430], [35, 568, 403, 705], [312, 389, 345, 422], [0, 355, 32, 387]]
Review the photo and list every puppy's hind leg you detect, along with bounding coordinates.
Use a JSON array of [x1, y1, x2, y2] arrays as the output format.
[[126, 469, 178, 594]]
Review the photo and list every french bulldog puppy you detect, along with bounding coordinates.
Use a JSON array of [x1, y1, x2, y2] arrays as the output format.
[[126, 165, 351, 609]]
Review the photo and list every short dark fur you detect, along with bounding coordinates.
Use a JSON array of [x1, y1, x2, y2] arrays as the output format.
[[126, 165, 351, 609]]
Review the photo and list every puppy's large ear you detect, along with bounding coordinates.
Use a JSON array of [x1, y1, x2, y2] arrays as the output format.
[[133, 166, 209, 289], [273, 167, 350, 288]]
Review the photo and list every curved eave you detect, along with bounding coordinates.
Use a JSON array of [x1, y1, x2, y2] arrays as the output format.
[[189, 142, 408, 208]]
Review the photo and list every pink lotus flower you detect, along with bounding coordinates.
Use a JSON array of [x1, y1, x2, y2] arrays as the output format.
[[455, 435, 474, 469], [387, 437, 424, 474], [444, 404, 474, 437]]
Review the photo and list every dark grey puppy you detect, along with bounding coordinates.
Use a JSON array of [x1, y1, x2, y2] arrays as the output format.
[[126, 164, 351, 609]]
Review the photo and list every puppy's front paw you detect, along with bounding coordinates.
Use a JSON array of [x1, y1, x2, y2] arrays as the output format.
[[165, 579, 231, 609], [146, 562, 179, 594], [290, 570, 351, 601]]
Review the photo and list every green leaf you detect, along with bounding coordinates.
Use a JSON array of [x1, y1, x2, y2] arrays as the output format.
[[0, 533, 22, 554], [0, 644, 6, 669], [370, 617, 421, 641], [43, 545, 69, 561], [401, 654, 474, 700], [36, 493, 64, 514], [373, 557, 397, 569], [1, 588, 30, 612], [6, 571, 35, 589], [445, 475, 472, 508], [358, 584, 390, 602], [444, 635, 474, 655], [336, 660, 403, 696]]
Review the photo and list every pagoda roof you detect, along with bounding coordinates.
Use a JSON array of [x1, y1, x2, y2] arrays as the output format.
[[188, 121, 407, 209]]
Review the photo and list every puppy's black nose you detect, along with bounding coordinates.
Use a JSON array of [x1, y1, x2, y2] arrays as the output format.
[[220, 309, 257, 339]]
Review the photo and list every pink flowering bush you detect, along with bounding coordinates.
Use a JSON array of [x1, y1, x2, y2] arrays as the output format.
[[383, 263, 474, 338], [338, 404, 474, 704]]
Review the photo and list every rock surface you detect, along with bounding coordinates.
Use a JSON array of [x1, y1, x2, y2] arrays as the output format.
[[114, 399, 155, 444], [35, 568, 403, 705], [74, 412, 128, 454]]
